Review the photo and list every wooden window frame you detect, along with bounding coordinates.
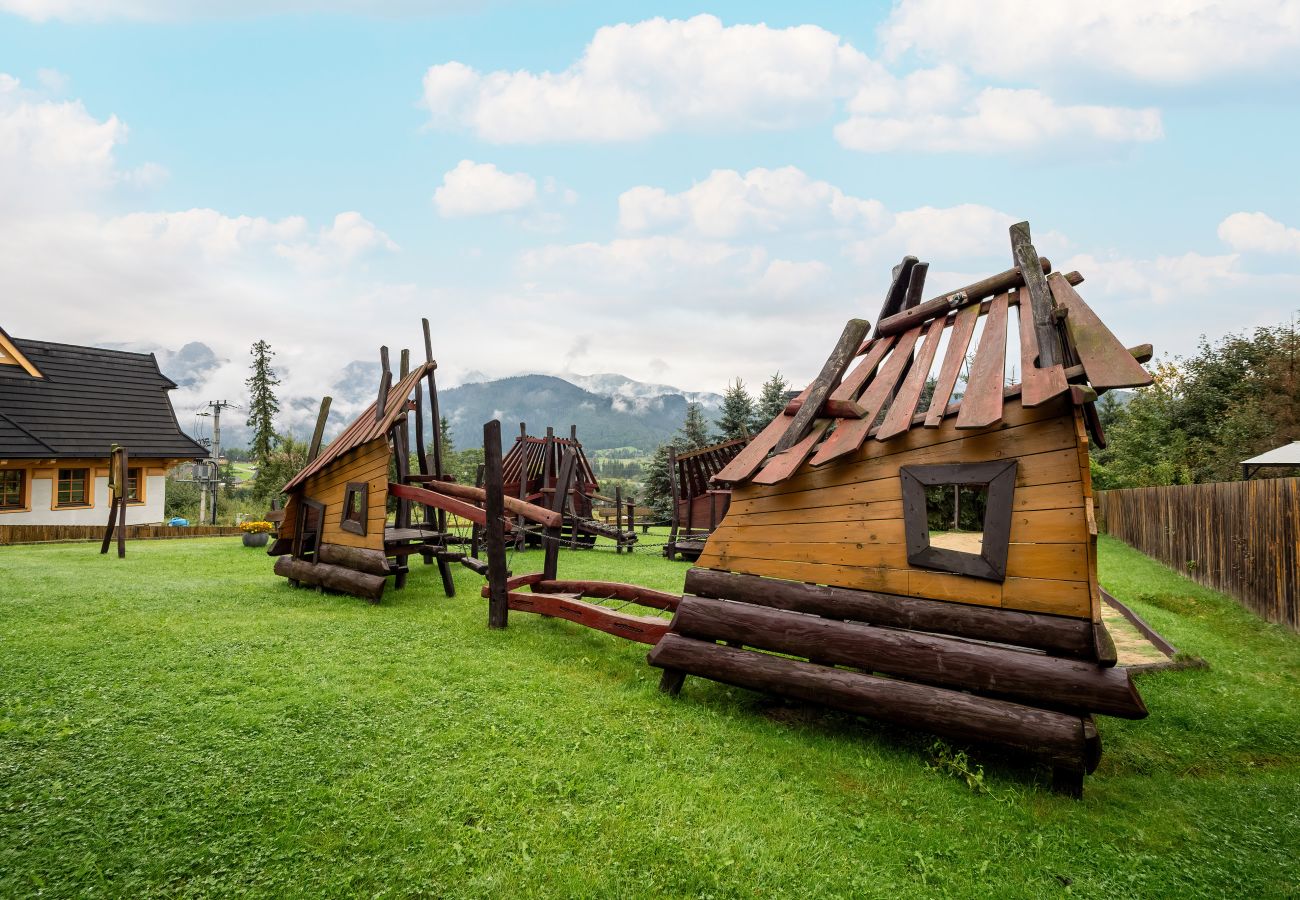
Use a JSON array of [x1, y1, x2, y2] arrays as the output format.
[[54, 467, 93, 509], [900, 460, 1017, 582], [125, 467, 145, 505], [0, 468, 27, 512], [340, 482, 369, 536], [292, 497, 326, 562]]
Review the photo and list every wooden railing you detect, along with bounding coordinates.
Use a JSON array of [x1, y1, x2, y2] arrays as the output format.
[[1097, 478, 1299, 631], [0, 524, 244, 545]]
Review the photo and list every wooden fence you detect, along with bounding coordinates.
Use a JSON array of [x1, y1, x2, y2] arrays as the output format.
[[0, 524, 243, 546], [1097, 478, 1299, 631]]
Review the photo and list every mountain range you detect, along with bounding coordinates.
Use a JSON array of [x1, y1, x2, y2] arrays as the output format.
[[133, 340, 723, 453]]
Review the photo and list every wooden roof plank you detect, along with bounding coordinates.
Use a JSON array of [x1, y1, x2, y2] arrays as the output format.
[[809, 325, 923, 466], [752, 420, 831, 485], [1017, 287, 1070, 407], [712, 386, 810, 483], [923, 302, 980, 428], [875, 319, 945, 441], [955, 292, 1009, 430], [1047, 274, 1155, 390], [1010, 221, 1061, 368]]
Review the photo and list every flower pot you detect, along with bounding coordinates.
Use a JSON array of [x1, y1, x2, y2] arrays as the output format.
[[242, 532, 270, 548]]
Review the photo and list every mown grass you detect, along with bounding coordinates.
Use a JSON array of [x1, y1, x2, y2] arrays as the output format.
[[1, 534, 1297, 898]]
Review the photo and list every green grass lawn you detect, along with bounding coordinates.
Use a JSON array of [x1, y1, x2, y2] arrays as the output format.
[[2, 534, 1298, 898]]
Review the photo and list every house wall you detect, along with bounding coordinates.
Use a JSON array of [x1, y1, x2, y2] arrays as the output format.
[[0, 459, 172, 526], [696, 395, 1098, 620]]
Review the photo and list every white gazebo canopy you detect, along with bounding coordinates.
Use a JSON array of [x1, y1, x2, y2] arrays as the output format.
[[1241, 441, 1300, 479]]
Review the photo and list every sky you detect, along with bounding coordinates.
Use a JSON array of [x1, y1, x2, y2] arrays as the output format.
[[2, 0, 1299, 434]]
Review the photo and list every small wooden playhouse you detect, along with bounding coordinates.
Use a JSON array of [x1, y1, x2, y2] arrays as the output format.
[[489, 222, 1156, 794]]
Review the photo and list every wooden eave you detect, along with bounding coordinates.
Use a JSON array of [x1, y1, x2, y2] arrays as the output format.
[[0, 326, 44, 378]]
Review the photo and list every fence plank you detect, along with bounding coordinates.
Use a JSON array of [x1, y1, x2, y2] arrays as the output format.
[[1097, 479, 1298, 631], [1, 524, 244, 545]]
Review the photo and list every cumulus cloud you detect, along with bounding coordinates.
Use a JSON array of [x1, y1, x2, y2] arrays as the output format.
[[835, 68, 1162, 153], [0, 73, 161, 216], [1218, 211, 1300, 255], [422, 14, 880, 142], [619, 166, 885, 238], [433, 160, 537, 217], [880, 0, 1300, 85]]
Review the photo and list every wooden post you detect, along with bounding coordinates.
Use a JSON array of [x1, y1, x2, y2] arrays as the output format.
[[515, 423, 529, 551], [375, 346, 390, 423], [484, 420, 509, 629], [100, 445, 122, 556], [666, 445, 681, 560], [1010, 221, 1061, 368], [543, 448, 578, 581], [116, 446, 128, 559], [614, 485, 623, 555], [307, 396, 331, 463], [470, 463, 485, 558]]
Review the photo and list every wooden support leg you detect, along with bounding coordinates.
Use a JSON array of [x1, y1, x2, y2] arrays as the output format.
[[99, 499, 118, 554], [658, 668, 687, 697], [483, 419, 509, 629], [437, 556, 456, 597]]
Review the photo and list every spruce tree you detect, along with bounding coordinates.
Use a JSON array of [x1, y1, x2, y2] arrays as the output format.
[[756, 371, 790, 424], [678, 402, 710, 450], [641, 442, 674, 521], [715, 378, 756, 442], [245, 340, 280, 465]]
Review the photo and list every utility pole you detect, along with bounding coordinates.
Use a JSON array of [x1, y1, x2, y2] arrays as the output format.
[[197, 400, 238, 525]]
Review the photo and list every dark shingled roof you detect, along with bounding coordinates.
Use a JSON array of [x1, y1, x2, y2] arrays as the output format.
[[0, 337, 208, 460]]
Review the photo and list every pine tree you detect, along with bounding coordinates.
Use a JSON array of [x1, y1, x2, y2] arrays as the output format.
[[715, 378, 756, 442], [678, 402, 710, 450], [245, 340, 280, 465], [756, 371, 790, 424], [438, 415, 454, 460], [641, 442, 674, 521]]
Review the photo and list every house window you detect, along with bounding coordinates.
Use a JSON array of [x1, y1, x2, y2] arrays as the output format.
[[56, 468, 90, 507], [0, 470, 24, 510], [900, 460, 1017, 582], [126, 468, 142, 503], [341, 482, 368, 536]]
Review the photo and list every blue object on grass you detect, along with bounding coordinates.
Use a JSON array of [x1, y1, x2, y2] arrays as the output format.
[[168, 517, 189, 527]]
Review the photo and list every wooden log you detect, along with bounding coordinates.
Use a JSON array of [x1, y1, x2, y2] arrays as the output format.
[[670, 596, 1145, 718], [484, 419, 509, 628], [683, 568, 1095, 659], [533, 579, 680, 611], [773, 318, 871, 453], [388, 482, 496, 528], [274, 555, 385, 603], [318, 542, 391, 576], [875, 258, 1051, 338], [648, 635, 1099, 772], [543, 448, 578, 580], [408, 477, 562, 528], [873, 256, 918, 328], [307, 396, 332, 463], [902, 261, 929, 310], [1010, 222, 1061, 368]]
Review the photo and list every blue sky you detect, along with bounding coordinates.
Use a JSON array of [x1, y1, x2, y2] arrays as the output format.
[[2, 1, 1298, 432]]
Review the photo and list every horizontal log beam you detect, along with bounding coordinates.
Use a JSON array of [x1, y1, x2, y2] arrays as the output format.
[[671, 596, 1145, 718], [683, 568, 1095, 660], [648, 634, 1099, 772], [274, 555, 386, 603], [406, 477, 562, 528], [318, 542, 390, 576], [388, 482, 502, 529], [875, 258, 1052, 338]]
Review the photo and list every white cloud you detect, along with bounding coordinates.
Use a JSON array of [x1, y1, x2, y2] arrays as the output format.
[[619, 166, 885, 238], [0, 74, 159, 216], [880, 0, 1300, 85], [835, 80, 1162, 154], [1218, 212, 1300, 255], [422, 14, 879, 142], [433, 160, 537, 217]]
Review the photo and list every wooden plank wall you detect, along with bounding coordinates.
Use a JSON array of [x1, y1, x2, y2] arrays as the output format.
[[300, 436, 391, 551], [0, 524, 242, 545], [1098, 478, 1300, 631], [697, 396, 1096, 619]]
